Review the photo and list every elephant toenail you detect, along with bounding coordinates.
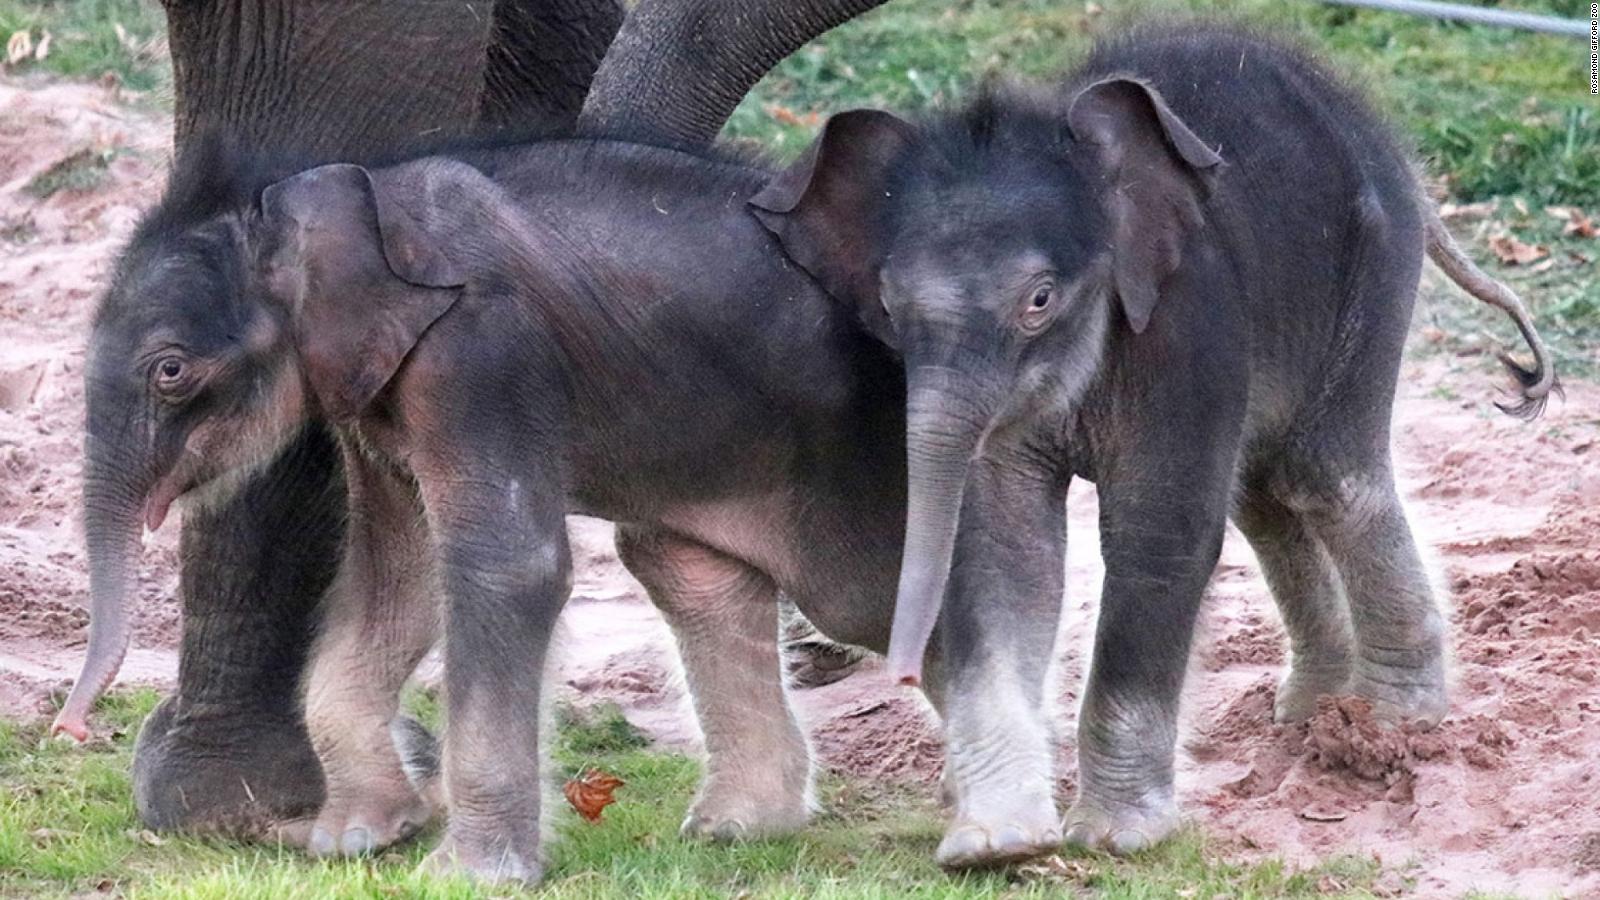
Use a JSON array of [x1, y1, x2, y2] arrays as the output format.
[[1107, 828, 1149, 856], [307, 826, 337, 857], [993, 825, 1030, 852], [339, 826, 373, 856], [1062, 821, 1098, 847]]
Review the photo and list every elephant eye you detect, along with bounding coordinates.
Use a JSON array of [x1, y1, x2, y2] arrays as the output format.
[[1019, 282, 1057, 333], [153, 355, 193, 397]]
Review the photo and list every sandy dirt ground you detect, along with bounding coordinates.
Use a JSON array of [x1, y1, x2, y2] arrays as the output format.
[[2, 79, 1598, 898]]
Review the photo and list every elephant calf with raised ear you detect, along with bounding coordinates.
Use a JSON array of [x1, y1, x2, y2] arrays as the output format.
[[68, 136, 919, 880], [753, 24, 1555, 859]]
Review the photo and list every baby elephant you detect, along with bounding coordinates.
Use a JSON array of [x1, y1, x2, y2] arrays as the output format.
[[59, 159, 590, 882], [753, 25, 1554, 855]]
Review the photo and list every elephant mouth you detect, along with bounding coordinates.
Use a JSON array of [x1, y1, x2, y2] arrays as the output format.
[[142, 470, 194, 532]]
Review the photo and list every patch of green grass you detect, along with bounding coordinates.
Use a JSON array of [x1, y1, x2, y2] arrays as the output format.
[[0, 0, 166, 92], [730, 0, 1597, 208], [0, 690, 1389, 899]]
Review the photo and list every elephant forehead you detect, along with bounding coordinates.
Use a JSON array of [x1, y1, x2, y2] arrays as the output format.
[[887, 245, 1055, 297]]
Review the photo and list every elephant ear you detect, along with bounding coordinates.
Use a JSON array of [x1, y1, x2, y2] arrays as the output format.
[[259, 163, 464, 423], [1066, 76, 1222, 334], [749, 109, 918, 346]]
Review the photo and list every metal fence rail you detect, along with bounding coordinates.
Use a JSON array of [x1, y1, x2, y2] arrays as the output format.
[[1318, 0, 1592, 38]]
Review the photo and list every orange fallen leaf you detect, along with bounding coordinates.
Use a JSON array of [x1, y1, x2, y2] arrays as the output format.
[[1563, 209, 1597, 239], [1488, 233, 1548, 266], [765, 104, 822, 128], [564, 769, 624, 823]]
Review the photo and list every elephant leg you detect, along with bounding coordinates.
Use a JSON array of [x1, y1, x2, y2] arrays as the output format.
[[780, 601, 867, 689], [417, 462, 570, 886], [616, 526, 812, 840], [925, 453, 1066, 869], [302, 450, 439, 858], [1064, 457, 1232, 856], [133, 427, 339, 834], [1232, 484, 1354, 723], [1286, 466, 1447, 725], [477, 0, 625, 130]]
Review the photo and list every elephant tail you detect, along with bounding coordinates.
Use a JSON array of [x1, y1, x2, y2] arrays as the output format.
[[1424, 211, 1559, 420]]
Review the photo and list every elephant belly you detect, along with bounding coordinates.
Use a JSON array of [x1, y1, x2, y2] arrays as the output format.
[[641, 495, 899, 653]]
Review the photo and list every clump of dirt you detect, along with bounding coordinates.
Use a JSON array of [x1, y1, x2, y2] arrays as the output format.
[[1577, 832, 1600, 873], [1201, 619, 1286, 671], [810, 696, 944, 785], [1303, 696, 1441, 784]]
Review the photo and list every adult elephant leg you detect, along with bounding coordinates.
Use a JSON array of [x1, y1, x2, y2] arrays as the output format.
[[477, 0, 624, 130], [924, 449, 1067, 869], [132, 427, 340, 833]]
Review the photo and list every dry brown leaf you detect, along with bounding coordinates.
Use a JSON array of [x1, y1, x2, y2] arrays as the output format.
[[1016, 853, 1097, 883], [563, 769, 624, 823], [6, 29, 32, 66], [1317, 874, 1350, 894], [1488, 233, 1548, 266], [33, 30, 49, 62], [765, 104, 821, 128], [1562, 209, 1597, 239]]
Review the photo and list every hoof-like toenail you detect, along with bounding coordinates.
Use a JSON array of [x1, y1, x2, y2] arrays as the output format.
[[307, 826, 336, 857], [709, 819, 748, 842], [1063, 821, 1097, 847], [1107, 828, 1148, 856], [339, 826, 374, 856], [993, 825, 1029, 853]]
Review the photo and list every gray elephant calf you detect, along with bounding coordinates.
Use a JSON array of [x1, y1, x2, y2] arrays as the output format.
[[60, 136, 924, 882], [753, 24, 1553, 855]]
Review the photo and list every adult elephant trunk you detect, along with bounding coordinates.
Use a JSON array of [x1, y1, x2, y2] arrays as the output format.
[[52, 463, 144, 741], [577, 0, 890, 147], [885, 371, 994, 686]]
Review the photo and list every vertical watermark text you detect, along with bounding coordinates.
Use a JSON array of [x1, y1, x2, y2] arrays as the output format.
[[1591, 3, 1598, 94]]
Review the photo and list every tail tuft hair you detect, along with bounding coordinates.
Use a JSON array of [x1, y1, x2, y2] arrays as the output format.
[[1424, 212, 1557, 420]]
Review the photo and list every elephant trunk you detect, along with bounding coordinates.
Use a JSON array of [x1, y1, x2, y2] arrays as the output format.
[[52, 466, 144, 742], [884, 371, 992, 686], [577, 0, 890, 148]]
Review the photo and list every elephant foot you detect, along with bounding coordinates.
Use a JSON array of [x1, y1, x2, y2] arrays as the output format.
[[935, 795, 1060, 869], [1274, 657, 1352, 723], [1062, 793, 1180, 856], [783, 640, 868, 689], [1349, 660, 1449, 727], [420, 833, 541, 886], [680, 778, 811, 841], [132, 698, 325, 836], [306, 788, 434, 857]]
